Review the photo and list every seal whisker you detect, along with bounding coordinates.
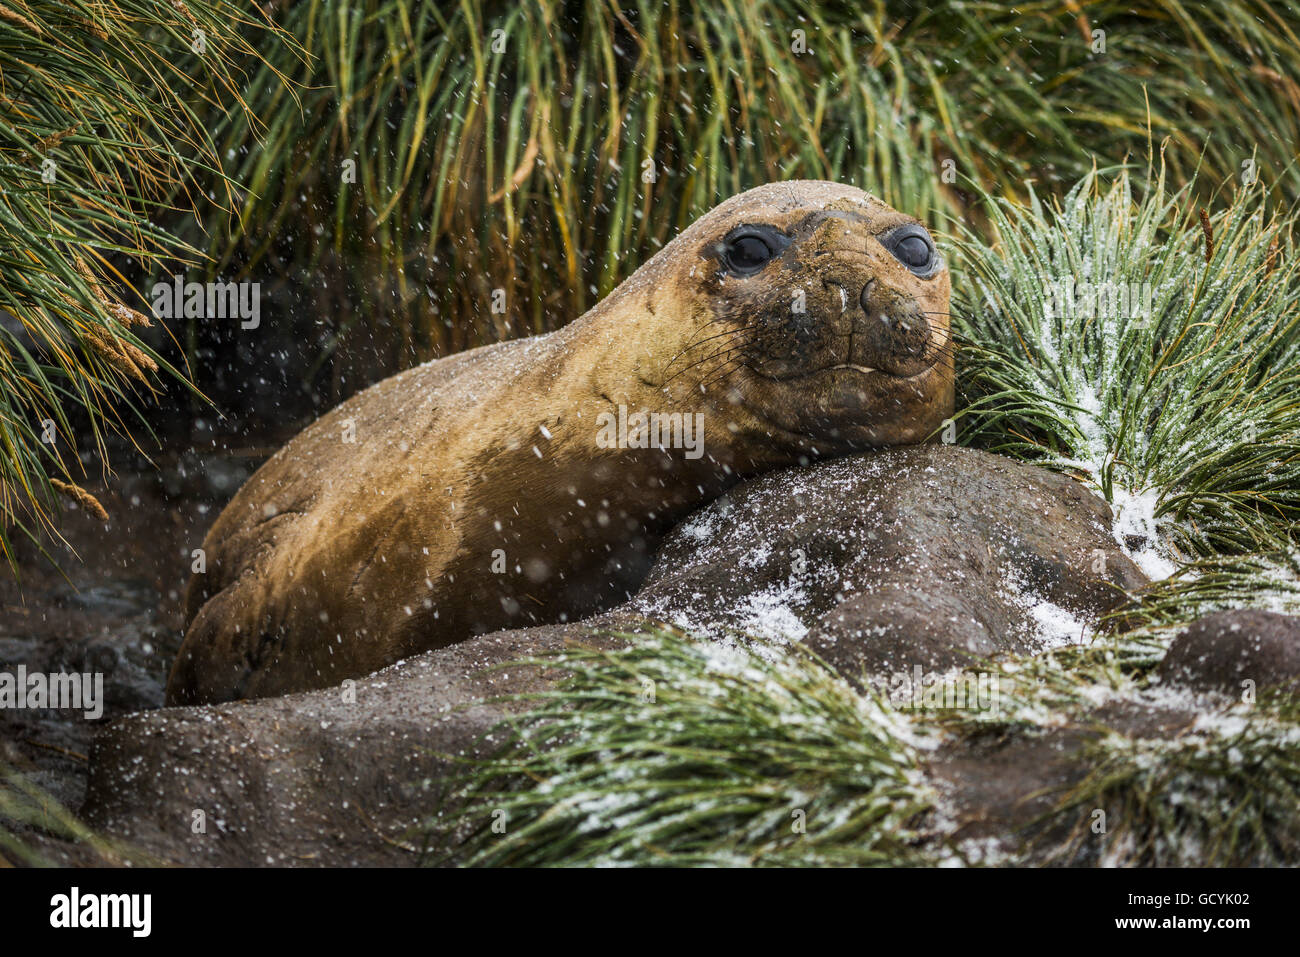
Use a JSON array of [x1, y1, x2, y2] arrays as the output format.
[[671, 336, 757, 391], [663, 322, 759, 375], [696, 357, 747, 393], [672, 348, 750, 390], [672, 323, 758, 358], [661, 333, 758, 387]]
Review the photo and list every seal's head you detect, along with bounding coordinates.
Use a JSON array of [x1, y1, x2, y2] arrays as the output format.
[[651, 180, 953, 454]]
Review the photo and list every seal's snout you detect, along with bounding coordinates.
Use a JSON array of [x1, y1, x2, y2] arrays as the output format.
[[856, 277, 932, 374]]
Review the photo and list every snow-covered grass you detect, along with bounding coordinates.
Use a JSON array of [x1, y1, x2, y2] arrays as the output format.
[[434, 626, 1300, 867], [1048, 696, 1300, 866], [1118, 551, 1300, 639], [953, 165, 1300, 579], [432, 631, 936, 867]]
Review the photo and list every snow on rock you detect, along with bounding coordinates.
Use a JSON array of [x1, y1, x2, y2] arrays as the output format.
[[635, 444, 1147, 679]]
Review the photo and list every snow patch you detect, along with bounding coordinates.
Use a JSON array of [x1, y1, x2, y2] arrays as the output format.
[[1109, 485, 1178, 580], [999, 569, 1092, 650]]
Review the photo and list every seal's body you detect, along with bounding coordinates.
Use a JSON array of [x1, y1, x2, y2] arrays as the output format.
[[168, 181, 954, 704]]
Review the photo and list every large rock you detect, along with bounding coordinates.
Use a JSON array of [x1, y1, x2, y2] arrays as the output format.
[[635, 445, 1147, 680], [1155, 609, 1300, 696], [80, 445, 1151, 865], [81, 620, 632, 866]]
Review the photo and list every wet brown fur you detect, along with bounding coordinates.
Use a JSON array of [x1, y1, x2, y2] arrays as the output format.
[[167, 181, 954, 704]]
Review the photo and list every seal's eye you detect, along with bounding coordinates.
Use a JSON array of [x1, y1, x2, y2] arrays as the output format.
[[720, 225, 790, 277], [882, 224, 940, 278], [730, 235, 771, 271]]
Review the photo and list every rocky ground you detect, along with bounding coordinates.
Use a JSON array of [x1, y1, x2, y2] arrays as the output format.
[[0, 429, 289, 862], [4, 443, 1299, 866]]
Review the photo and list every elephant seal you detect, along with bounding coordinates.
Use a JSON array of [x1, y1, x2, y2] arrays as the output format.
[[167, 180, 954, 704]]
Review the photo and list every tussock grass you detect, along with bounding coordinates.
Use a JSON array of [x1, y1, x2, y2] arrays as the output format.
[[436, 627, 1300, 867], [193, 0, 1300, 392], [953, 164, 1300, 565], [0, 1, 292, 563], [433, 632, 936, 867], [1113, 551, 1300, 637], [1043, 691, 1300, 867]]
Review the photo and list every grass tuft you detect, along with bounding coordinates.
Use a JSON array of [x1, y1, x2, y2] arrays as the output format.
[[1044, 691, 1300, 866], [0, 0, 292, 565], [953, 163, 1300, 568], [434, 627, 1300, 867], [432, 631, 937, 867]]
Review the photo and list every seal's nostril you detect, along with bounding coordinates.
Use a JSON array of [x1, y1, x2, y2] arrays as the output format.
[[859, 279, 876, 312]]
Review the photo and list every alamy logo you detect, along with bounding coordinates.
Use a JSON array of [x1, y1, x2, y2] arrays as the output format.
[[150, 274, 261, 329], [1043, 276, 1153, 322], [888, 666, 1002, 711], [596, 404, 705, 460], [50, 887, 151, 937], [0, 667, 103, 719]]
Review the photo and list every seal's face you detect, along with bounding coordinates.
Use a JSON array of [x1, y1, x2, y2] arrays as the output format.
[[675, 181, 953, 450]]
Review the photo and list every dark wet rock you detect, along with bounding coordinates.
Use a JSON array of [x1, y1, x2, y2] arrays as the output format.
[[161, 450, 259, 501], [637, 444, 1147, 682], [0, 470, 204, 847], [81, 617, 634, 866], [70, 445, 1155, 866], [817, 587, 1002, 675], [929, 696, 1204, 865], [930, 725, 1099, 859], [0, 578, 179, 814], [1156, 608, 1300, 696]]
